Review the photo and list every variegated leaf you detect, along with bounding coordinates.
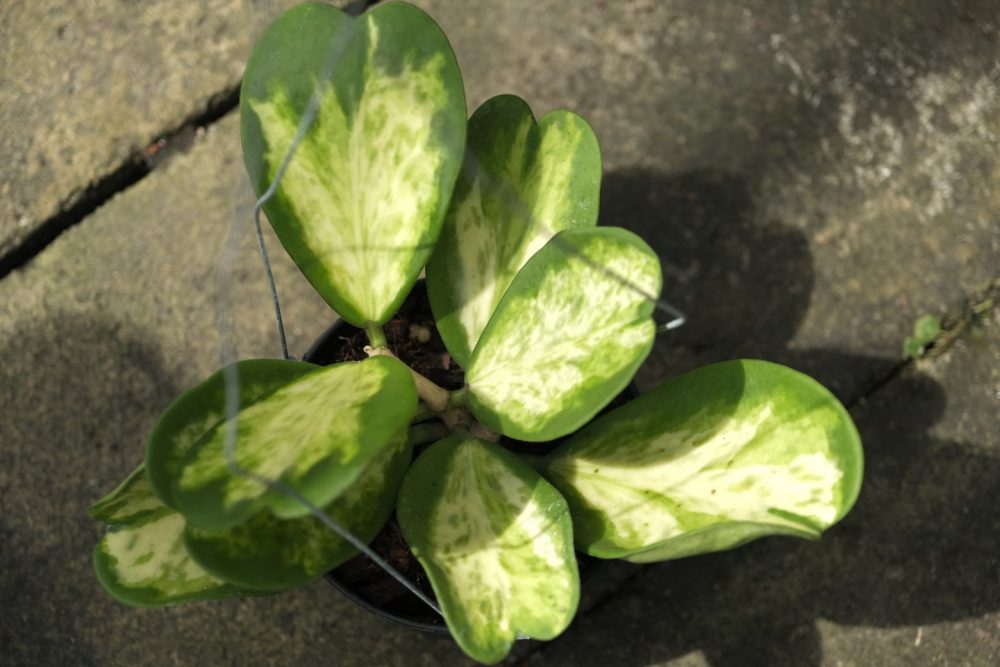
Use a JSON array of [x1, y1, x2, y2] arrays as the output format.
[[173, 357, 417, 531], [465, 227, 661, 442], [543, 360, 864, 561], [183, 430, 411, 591], [91, 467, 253, 607], [89, 463, 162, 524], [145, 359, 317, 508], [241, 2, 466, 326], [397, 436, 579, 664], [426, 94, 601, 366]]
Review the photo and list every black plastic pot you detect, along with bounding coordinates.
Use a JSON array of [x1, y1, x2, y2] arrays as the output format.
[[306, 280, 638, 635]]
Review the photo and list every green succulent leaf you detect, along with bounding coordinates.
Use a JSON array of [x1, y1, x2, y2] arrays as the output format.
[[543, 360, 864, 561], [397, 435, 579, 664], [172, 356, 417, 531], [146, 359, 318, 509], [89, 463, 162, 524], [465, 226, 661, 442], [183, 430, 411, 592], [903, 313, 942, 359], [241, 1, 466, 326], [912, 314, 942, 342], [91, 467, 254, 607], [426, 94, 601, 366]]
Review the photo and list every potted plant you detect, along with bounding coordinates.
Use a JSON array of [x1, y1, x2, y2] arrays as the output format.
[[88, 2, 863, 664]]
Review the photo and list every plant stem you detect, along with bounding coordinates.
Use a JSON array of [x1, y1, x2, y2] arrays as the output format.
[[467, 420, 501, 443], [364, 345, 450, 412], [365, 324, 387, 348], [363, 346, 500, 443], [409, 421, 450, 447], [449, 387, 467, 407], [411, 403, 436, 423]]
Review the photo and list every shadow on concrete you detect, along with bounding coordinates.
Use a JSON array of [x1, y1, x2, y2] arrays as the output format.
[[549, 367, 998, 667], [532, 166, 999, 666], [0, 311, 178, 666], [602, 167, 882, 402]]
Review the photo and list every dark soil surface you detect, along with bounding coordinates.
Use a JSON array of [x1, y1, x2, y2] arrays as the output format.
[[322, 286, 465, 391]]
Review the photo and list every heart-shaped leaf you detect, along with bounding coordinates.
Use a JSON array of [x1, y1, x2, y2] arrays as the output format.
[[183, 430, 411, 591], [173, 356, 417, 530], [397, 435, 579, 664], [543, 360, 864, 561], [426, 94, 601, 366], [241, 2, 466, 326], [146, 359, 318, 509], [465, 226, 661, 442], [91, 466, 256, 607]]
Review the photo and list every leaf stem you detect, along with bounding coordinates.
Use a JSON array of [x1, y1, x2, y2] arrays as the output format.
[[364, 345, 450, 413], [365, 324, 387, 348], [409, 421, 449, 447], [411, 403, 436, 424], [363, 347, 500, 443], [449, 387, 467, 407]]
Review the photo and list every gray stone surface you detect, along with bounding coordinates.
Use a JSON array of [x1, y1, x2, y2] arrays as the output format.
[[0, 0, 303, 258], [1, 1, 999, 666], [522, 307, 1000, 667]]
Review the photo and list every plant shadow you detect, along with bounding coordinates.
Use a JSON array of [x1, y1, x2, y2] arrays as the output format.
[[0, 311, 181, 665], [603, 167, 884, 404], [525, 166, 999, 667]]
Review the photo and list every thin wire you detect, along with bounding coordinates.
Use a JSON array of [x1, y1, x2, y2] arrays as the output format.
[[459, 147, 688, 334], [252, 211, 289, 359], [224, 0, 686, 623], [218, 381, 442, 615], [217, 7, 444, 619], [657, 302, 686, 332], [249, 0, 373, 359], [250, 16, 356, 360], [220, 280, 443, 616]]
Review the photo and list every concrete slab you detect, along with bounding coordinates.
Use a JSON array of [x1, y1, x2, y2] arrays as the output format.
[[0, 0, 306, 258], [522, 307, 1000, 667]]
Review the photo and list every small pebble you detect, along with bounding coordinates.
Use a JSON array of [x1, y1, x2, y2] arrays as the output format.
[[409, 323, 431, 343]]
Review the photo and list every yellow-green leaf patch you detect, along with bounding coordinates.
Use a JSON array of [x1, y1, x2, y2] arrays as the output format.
[[183, 430, 411, 591], [466, 226, 661, 442], [427, 94, 601, 366], [145, 359, 318, 508], [91, 467, 253, 607], [397, 436, 579, 664], [241, 1, 466, 326], [172, 356, 417, 530], [89, 463, 163, 524], [543, 360, 864, 561]]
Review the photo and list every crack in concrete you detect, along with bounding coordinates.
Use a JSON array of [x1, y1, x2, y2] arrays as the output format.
[[924, 277, 1000, 360], [847, 276, 1000, 410], [0, 0, 383, 281], [0, 83, 240, 280]]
